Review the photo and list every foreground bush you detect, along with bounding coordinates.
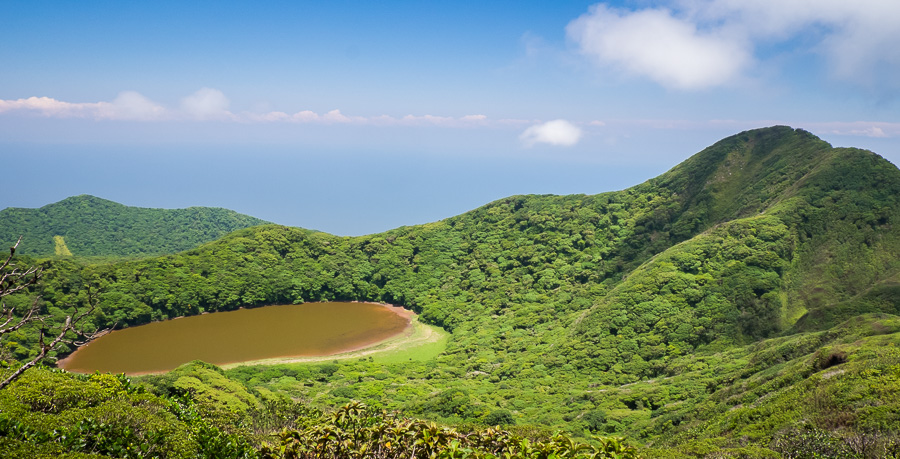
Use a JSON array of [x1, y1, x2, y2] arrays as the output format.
[[262, 401, 639, 459], [0, 367, 257, 458]]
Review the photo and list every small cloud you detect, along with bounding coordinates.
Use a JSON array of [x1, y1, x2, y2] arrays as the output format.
[[321, 109, 367, 124], [291, 110, 319, 122], [401, 114, 455, 125], [181, 88, 231, 120], [108, 91, 166, 120], [242, 111, 290, 122], [520, 119, 583, 147], [460, 114, 488, 122], [861, 126, 887, 138], [589, 120, 606, 127], [323, 109, 353, 123]]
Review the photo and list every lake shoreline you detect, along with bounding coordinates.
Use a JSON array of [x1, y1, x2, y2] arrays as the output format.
[[58, 301, 419, 376], [218, 316, 443, 369]]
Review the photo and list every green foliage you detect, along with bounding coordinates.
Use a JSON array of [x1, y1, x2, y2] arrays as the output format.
[[484, 409, 515, 426], [771, 426, 863, 458], [582, 410, 607, 433], [261, 401, 639, 459], [7, 126, 900, 456], [0, 195, 269, 257], [0, 367, 250, 457]]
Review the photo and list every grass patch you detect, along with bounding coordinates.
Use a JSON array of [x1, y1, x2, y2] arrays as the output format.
[[53, 235, 72, 256], [220, 318, 449, 369], [370, 321, 449, 364]]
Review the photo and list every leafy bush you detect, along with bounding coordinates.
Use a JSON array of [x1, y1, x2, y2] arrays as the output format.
[[262, 402, 638, 459]]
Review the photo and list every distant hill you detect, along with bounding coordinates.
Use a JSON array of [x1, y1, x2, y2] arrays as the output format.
[[0, 195, 270, 257]]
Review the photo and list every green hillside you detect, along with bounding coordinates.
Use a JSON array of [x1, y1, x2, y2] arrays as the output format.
[[4, 126, 900, 457], [0, 195, 270, 257]]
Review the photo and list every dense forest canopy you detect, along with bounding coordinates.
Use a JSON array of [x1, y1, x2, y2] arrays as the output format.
[[3, 126, 900, 458], [0, 195, 270, 257]]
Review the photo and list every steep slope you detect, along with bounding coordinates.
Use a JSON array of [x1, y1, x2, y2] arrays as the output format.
[[12, 126, 900, 455], [570, 131, 900, 376], [650, 126, 832, 227], [0, 195, 270, 257]]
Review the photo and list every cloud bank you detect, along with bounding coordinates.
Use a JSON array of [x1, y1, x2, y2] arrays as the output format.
[[568, 1, 900, 92], [520, 119, 583, 147], [1, 91, 896, 141], [0, 91, 166, 120], [0, 90, 493, 127]]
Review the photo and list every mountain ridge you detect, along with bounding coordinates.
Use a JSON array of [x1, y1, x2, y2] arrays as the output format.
[[0, 194, 271, 257]]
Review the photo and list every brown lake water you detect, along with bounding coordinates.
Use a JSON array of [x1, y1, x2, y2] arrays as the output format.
[[58, 302, 409, 375]]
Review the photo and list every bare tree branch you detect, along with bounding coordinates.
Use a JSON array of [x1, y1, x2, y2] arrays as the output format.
[[0, 237, 41, 298], [0, 295, 41, 334], [0, 236, 110, 389], [0, 237, 43, 333]]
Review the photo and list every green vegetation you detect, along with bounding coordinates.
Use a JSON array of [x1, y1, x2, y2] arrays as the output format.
[[0, 366, 258, 458], [0, 363, 638, 458], [3, 126, 900, 457], [369, 322, 450, 364], [0, 195, 269, 257], [262, 401, 639, 458]]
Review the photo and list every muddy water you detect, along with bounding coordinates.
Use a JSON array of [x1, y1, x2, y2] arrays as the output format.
[[58, 302, 409, 375]]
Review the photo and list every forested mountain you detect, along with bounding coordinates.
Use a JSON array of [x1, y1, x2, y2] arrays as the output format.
[[4, 126, 900, 457], [0, 195, 270, 257]]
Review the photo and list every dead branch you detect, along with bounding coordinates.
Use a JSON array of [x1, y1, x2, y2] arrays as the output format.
[[0, 293, 107, 390], [0, 237, 43, 333], [0, 237, 41, 298], [0, 236, 110, 389]]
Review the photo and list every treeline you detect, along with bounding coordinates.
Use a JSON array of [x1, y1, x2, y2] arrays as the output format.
[[0, 362, 639, 458]]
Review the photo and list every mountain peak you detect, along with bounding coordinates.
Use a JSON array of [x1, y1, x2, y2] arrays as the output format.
[[650, 125, 837, 225]]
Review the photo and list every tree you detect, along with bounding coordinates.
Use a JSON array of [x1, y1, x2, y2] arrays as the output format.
[[0, 237, 105, 389]]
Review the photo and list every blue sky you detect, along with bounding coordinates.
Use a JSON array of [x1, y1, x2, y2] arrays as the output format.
[[2, 1, 899, 235]]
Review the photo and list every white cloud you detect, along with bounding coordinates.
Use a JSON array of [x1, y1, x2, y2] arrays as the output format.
[[323, 109, 351, 123], [0, 96, 108, 118], [862, 127, 887, 138], [108, 91, 166, 120], [569, 1, 900, 92], [0, 91, 538, 129], [0, 93, 164, 120], [180, 88, 232, 120], [520, 119, 583, 147], [460, 114, 488, 122], [291, 110, 319, 122], [567, 4, 750, 90], [687, 0, 900, 90]]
